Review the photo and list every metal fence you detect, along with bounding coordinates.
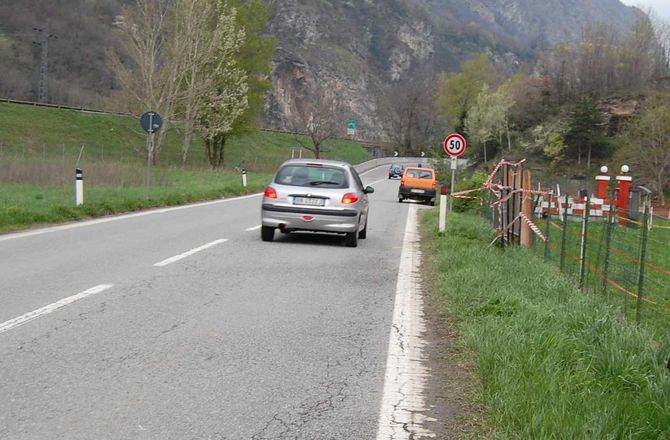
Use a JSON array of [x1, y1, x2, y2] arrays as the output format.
[[528, 198, 670, 334], [469, 159, 669, 336]]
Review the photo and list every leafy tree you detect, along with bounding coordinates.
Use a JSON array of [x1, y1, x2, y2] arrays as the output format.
[[196, 1, 248, 168], [437, 53, 497, 133], [564, 97, 609, 168], [199, 0, 275, 168], [173, 0, 235, 166], [228, 0, 276, 138], [544, 132, 567, 165], [616, 96, 670, 204], [464, 83, 514, 162]]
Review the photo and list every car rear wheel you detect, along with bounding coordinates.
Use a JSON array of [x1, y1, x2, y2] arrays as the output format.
[[261, 226, 275, 242], [358, 219, 367, 239], [345, 231, 358, 247], [398, 196, 403, 203]]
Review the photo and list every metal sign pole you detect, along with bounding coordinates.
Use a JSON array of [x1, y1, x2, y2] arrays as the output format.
[[449, 156, 457, 212], [145, 113, 154, 198]]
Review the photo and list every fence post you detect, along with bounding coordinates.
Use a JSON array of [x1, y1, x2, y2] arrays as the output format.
[[602, 203, 615, 295], [579, 194, 590, 290], [544, 193, 552, 262], [501, 187, 509, 249], [635, 190, 651, 325], [560, 194, 569, 273]]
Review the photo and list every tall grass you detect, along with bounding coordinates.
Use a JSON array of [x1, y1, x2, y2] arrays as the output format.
[[424, 211, 670, 438]]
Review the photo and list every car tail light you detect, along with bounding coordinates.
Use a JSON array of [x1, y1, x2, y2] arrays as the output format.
[[264, 186, 277, 199], [432, 181, 437, 188], [400, 178, 405, 186], [341, 192, 358, 204]]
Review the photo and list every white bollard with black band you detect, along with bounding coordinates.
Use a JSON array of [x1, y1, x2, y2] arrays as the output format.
[[241, 168, 247, 188], [439, 185, 449, 232], [75, 168, 84, 206]]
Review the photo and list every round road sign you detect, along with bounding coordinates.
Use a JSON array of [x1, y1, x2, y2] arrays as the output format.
[[443, 133, 467, 157], [140, 111, 163, 134]]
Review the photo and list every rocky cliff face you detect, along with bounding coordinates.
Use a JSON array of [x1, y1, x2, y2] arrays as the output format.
[[264, 0, 641, 138]]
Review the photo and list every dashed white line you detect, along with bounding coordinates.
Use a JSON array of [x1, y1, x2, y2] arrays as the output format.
[[153, 239, 228, 267], [0, 284, 114, 334], [245, 225, 261, 232]]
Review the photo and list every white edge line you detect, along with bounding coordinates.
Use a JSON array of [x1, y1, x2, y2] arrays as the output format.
[[0, 284, 114, 334], [0, 193, 263, 242], [245, 225, 261, 232], [154, 239, 228, 267], [376, 205, 434, 439]]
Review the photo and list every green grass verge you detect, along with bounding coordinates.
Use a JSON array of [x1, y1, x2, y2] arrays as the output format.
[[0, 102, 371, 170], [424, 210, 670, 439], [0, 169, 272, 233], [0, 101, 372, 233]]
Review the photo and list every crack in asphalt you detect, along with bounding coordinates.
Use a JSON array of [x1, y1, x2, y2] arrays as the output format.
[[250, 328, 372, 440]]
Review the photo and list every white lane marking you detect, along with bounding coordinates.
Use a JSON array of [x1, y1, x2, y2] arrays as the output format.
[[376, 205, 436, 439], [366, 177, 391, 187], [153, 239, 228, 267], [0, 194, 262, 242], [245, 225, 261, 232], [0, 284, 114, 334]]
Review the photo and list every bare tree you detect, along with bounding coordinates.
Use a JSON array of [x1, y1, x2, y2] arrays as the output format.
[[290, 86, 346, 159], [108, 0, 182, 164], [381, 70, 438, 155]]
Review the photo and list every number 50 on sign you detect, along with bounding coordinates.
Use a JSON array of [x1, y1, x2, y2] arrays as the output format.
[[443, 133, 467, 157]]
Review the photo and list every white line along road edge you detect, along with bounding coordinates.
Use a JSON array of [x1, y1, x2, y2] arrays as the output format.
[[376, 205, 436, 439], [154, 239, 228, 267], [0, 284, 114, 334]]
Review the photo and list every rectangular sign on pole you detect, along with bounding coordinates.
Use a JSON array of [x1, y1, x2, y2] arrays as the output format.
[[347, 119, 356, 136]]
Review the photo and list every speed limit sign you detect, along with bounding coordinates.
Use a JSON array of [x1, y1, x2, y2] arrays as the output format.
[[443, 133, 467, 157]]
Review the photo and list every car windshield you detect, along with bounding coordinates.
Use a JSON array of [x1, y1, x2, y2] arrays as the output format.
[[406, 169, 433, 179], [275, 165, 348, 188]]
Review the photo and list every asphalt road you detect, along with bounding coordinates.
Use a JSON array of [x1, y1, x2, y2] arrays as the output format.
[[0, 165, 428, 439]]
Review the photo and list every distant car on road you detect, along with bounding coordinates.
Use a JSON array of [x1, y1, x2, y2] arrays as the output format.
[[398, 166, 437, 205], [388, 164, 403, 179], [260, 159, 375, 247]]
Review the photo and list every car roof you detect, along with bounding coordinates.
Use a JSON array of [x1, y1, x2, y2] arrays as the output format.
[[404, 166, 435, 171], [280, 158, 351, 168]]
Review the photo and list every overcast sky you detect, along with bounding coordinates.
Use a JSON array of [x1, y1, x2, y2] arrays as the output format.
[[619, 0, 670, 20]]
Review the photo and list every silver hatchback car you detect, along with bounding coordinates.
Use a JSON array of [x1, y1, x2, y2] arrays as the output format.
[[260, 159, 374, 247]]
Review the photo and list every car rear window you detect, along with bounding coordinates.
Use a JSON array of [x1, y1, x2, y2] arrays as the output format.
[[405, 169, 434, 179], [275, 165, 348, 188]]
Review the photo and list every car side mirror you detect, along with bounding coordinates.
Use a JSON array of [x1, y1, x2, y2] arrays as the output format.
[[364, 186, 375, 194]]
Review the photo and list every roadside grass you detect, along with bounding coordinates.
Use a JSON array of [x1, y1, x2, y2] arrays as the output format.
[[424, 210, 670, 439], [0, 101, 372, 233], [531, 217, 670, 340], [0, 169, 272, 233], [0, 102, 371, 170]]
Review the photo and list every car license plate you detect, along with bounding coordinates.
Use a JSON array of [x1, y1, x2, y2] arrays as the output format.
[[411, 189, 425, 194], [294, 197, 325, 206]]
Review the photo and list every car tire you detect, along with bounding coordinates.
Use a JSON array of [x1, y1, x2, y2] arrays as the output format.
[[430, 200, 435, 206], [345, 231, 358, 247], [398, 197, 403, 203], [358, 219, 367, 239], [261, 226, 275, 242]]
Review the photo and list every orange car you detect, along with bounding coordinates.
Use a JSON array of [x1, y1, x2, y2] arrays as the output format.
[[398, 166, 437, 206]]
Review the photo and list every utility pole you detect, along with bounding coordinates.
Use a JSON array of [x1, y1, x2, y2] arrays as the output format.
[[33, 24, 56, 103]]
